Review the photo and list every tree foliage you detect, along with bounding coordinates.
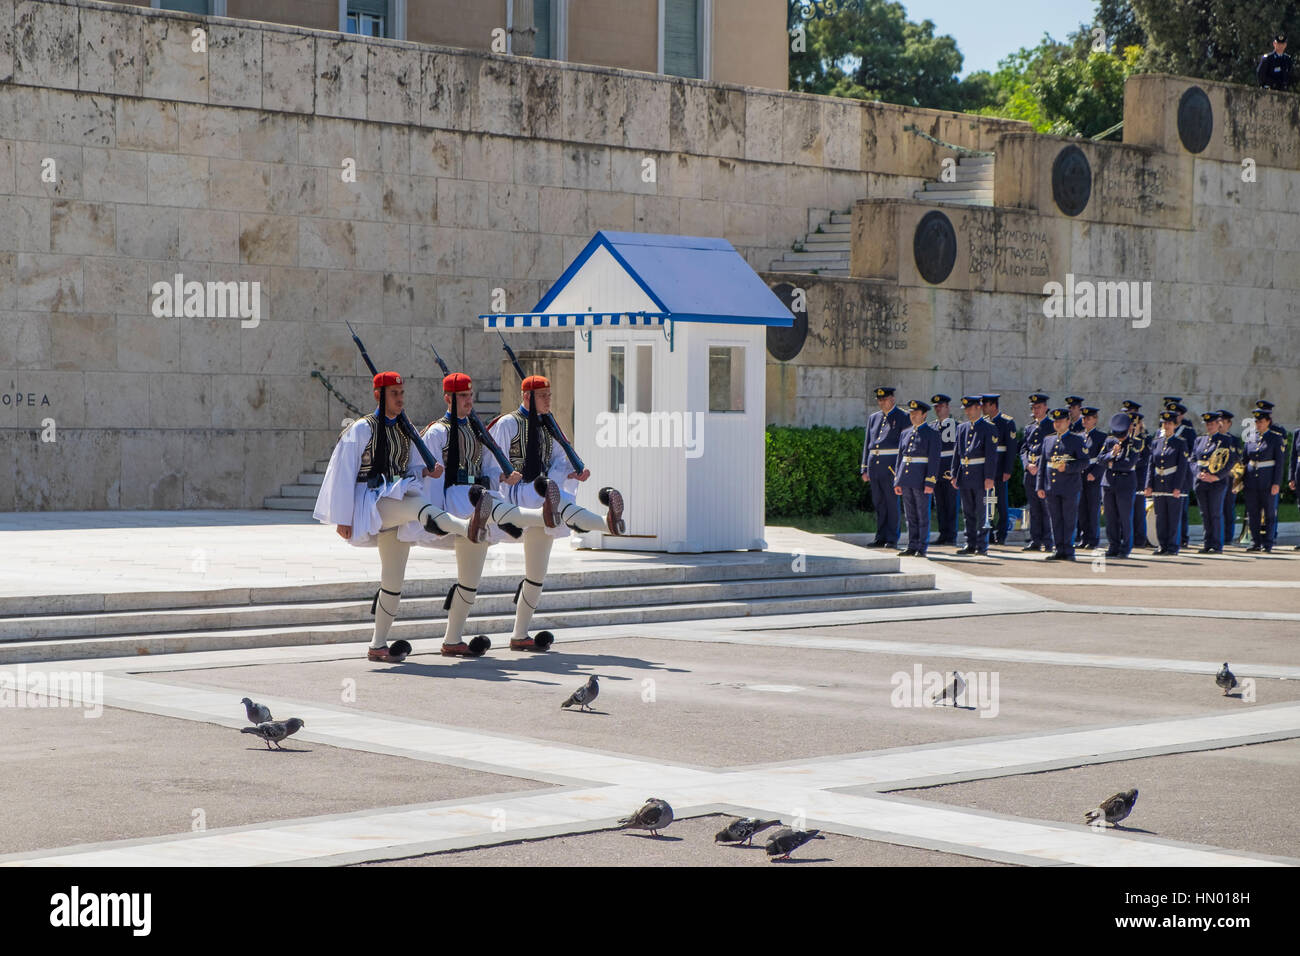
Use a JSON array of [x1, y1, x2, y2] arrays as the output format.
[[1130, 0, 1299, 85]]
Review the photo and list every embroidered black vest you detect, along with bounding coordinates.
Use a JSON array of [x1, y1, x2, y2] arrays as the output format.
[[356, 415, 410, 483], [437, 417, 483, 485], [507, 409, 553, 480]]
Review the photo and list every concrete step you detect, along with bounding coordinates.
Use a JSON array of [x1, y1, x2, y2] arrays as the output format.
[[0, 572, 939, 642], [0, 587, 972, 663], [923, 179, 992, 192], [829, 213, 852, 224], [768, 263, 850, 275], [959, 156, 994, 166], [800, 236, 851, 250], [912, 189, 993, 204], [278, 484, 320, 498], [818, 221, 850, 233], [771, 250, 851, 264], [298, 473, 325, 486], [262, 497, 315, 511]]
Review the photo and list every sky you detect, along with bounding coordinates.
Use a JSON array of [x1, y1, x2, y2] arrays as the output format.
[[898, 0, 1102, 75]]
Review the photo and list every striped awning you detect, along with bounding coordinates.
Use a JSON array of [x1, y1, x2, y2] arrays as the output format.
[[481, 311, 671, 330]]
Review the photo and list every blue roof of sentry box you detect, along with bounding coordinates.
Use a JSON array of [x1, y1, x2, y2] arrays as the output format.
[[480, 231, 794, 329]]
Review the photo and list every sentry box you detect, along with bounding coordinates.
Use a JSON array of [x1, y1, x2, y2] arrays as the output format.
[[481, 231, 794, 553]]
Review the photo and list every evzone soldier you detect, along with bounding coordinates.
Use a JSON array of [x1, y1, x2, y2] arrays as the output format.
[[1145, 410, 1191, 556], [1218, 409, 1244, 546], [1243, 406, 1286, 553], [929, 394, 959, 546], [861, 386, 910, 549], [1164, 398, 1197, 549], [1020, 392, 1052, 553], [1191, 411, 1234, 554], [980, 394, 1018, 545], [952, 396, 998, 556], [488, 374, 626, 650], [313, 371, 496, 664], [893, 399, 942, 557], [1123, 405, 1152, 548], [1100, 412, 1141, 558], [1036, 408, 1087, 561], [1075, 406, 1106, 551]]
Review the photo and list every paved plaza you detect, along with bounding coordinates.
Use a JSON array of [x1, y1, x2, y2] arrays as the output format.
[[2, 512, 1298, 867]]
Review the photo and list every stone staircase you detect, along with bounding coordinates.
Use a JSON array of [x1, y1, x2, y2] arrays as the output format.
[[768, 208, 852, 275], [912, 154, 994, 205], [0, 553, 972, 663]]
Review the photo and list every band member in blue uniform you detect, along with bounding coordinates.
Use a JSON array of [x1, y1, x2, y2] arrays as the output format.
[[952, 396, 998, 556], [980, 393, 1018, 545], [930, 394, 959, 545], [1243, 407, 1286, 552], [1036, 408, 1088, 561], [1065, 396, 1086, 433], [1145, 410, 1191, 556], [1191, 411, 1233, 554], [861, 385, 910, 548], [894, 399, 943, 557], [1020, 392, 1052, 552], [1076, 407, 1106, 550], [1122, 403, 1152, 548], [1218, 409, 1244, 546], [1164, 398, 1196, 548], [1100, 412, 1140, 558], [1255, 401, 1285, 543], [1291, 418, 1300, 551]]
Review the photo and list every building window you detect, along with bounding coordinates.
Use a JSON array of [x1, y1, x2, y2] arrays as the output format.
[[635, 344, 653, 413], [660, 0, 710, 79], [609, 345, 626, 413], [341, 0, 405, 40], [535, 0, 552, 58], [708, 346, 745, 413], [152, 0, 224, 14]]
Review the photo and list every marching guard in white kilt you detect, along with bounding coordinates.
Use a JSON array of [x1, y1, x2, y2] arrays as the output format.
[[313, 371, 493, 664], [489, 374, 627, 651]]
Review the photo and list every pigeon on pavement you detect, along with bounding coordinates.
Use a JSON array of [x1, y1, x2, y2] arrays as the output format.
[[241, 718, 305, 750], [765, 828, 825, 861], [241, 697, 272, 724], [1085, 788, 1138, 827], [715, 817, 782, 846], [561, 675, 599, 712], [931, 671, 967, 706], [1216, 663, 1238, 696], [618, 798, 673, 836]]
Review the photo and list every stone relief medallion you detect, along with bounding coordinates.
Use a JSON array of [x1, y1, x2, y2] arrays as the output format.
[[1177, 86, 1213, 154], [767, 281, 810, 361], [1051, 144, 1092, 217], [913, 210, 957, 285]]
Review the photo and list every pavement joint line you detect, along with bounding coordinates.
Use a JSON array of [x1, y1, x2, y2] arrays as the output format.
[[7, 670, 1300, 866], [992, 577, 1300, 588]]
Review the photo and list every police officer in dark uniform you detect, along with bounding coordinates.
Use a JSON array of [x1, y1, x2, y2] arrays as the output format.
[[1164, 398, 1197, 548], [930, 394, 959, 546], [952, 396, 998, 556], [981, 393, 1018, 545], [861, 385, 910, 548], [1076, 406, 1106, 550], [1243, 407, 1287, 552], [1123, 403, 1152, 548], [1101, 412, 1140, 558], [1146, 410, 1191, 556], [1218, 409, 1244, 546], [1037, 408, 1087, 561], [894, 399, 943, 557], [1020, 392, 1052, 552], [1258, 33, 1294, 90], [1192, 411, 1233, 554]]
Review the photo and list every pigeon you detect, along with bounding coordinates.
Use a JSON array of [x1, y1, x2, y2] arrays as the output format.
[[241, 718, 305, 750], [715, 817, 782, 846], [561, 675, 599, 712], [931, 671, 967, 706], [765, 827, 825, 861], [1216, 663, 1238, 696], [618, 798, 673, 836], [241, 697, 272, 724], [1084, 788, 1138, 827]]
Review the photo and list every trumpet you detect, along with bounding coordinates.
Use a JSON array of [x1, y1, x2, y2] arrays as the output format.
[[982, 488, 995, 529], [1048, 450, 1072, 473]]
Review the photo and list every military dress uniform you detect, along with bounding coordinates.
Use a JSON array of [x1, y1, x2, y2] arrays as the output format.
[[930, 394, 959, 545], [1258, 38, 1295, 90], [1218, 410, 1244, 545], [953, 397, 999, 555], [1020, 394, 1052, 552], [983, 395, 1019, 544], [1075, 408, 1106, 550], [1036, 409, 1088, 561], [1243, 411, 1287, 552], [1255, 402, 1286, 542], [1065, 396, 1086, 435], [1166, 399, 1197, 548], [1122, 404, 1152, 548], [1146, 414, 1191, 556], [1191, 412, 1233, 554], [862, 387, 910, 547], [894, 400, 943, 556], [1100, 413, 1140, 558]]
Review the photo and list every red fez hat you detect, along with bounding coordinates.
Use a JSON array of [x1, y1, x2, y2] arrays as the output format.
[[442, 372, 472, 393], [372, 371, 402, 391], [521, 375, 550, 391]]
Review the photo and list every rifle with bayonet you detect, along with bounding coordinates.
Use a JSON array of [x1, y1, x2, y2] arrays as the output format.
[[496, 331, 586, 474]]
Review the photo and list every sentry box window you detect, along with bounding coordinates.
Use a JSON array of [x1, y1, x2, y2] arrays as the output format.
[[708, 346, 744, 413]]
